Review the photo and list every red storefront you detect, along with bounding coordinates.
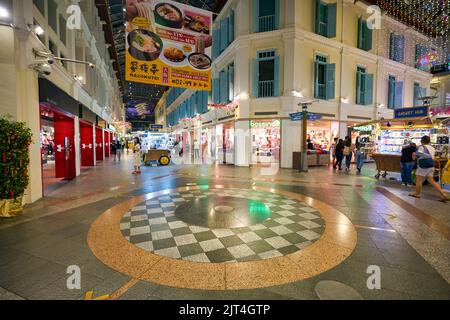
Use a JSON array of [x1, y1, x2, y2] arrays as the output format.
[[40, 104, 76, 196], [79, 120, 94, 167], [104, 130, 110, 157], [95, 127, 104, 161]]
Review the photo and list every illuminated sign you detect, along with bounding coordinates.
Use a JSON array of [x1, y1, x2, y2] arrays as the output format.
[[394, 106, 428, 119], [250, 120, 280, 128]]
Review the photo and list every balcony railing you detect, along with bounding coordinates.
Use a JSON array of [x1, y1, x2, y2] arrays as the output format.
[[258, 15, 276, 33], [258, 80, 274, 98]]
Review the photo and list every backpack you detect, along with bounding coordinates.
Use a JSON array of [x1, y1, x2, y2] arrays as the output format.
[[418, 146, 435, 169]]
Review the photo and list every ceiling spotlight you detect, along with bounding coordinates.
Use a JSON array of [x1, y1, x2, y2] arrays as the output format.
[[0, 6, 9, 18]]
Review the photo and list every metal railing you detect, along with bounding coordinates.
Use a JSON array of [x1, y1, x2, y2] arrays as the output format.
[[258, 15, 276, 33], [258, 80, 274, 98]]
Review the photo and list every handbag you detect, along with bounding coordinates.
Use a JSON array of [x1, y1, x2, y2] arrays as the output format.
[[418, 146, 435, 168], [343, 146, 351, 156]]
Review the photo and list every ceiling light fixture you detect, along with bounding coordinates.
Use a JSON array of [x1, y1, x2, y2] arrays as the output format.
[[0, 7, 9, 18]]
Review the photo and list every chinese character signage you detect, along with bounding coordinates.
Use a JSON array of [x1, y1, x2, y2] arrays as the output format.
[[125, 0, 212, 90]]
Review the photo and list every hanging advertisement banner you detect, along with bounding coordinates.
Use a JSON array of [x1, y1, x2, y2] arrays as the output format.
[[125, 0, 212, 90]]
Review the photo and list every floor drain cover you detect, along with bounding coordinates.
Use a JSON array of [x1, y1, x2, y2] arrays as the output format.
[[314, 280, 363, 300]]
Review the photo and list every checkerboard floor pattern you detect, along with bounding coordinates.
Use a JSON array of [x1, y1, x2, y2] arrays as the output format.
[[120, 188, 325, 263]]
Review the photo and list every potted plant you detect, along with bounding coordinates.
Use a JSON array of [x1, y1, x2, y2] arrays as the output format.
[[0, 116, 33, 218]]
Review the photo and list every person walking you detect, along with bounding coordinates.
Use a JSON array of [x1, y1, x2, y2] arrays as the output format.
[[132, 137, 142, 174], [111, 139, 117, 160], [335, 139, 345, 171], [331, 137, 338, 169], [115, 140, 122, 161], [193, 139, 200, 162], [400, 141, 416, 186], [355, 137, 365, 175], [343, 136, 354, 174], [409, 136, 448, 202]]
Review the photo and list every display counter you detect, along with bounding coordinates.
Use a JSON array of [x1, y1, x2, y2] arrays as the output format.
[[293, 151, 330, 168]]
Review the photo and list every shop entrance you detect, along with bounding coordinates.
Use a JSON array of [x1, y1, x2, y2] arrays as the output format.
[[80, 120, 94, 167], [251, 120, 280, 164], [104, 130, 110, 158], [95, 127, 104, 162], [40, 105, 76, 196], [216, 123, 235, 164]]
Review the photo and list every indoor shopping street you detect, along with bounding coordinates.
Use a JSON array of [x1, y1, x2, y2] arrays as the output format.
[[0, 154, 449, 300], [1, 0, 450, 310]]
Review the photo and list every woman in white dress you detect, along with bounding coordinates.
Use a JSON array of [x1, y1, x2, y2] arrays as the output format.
[[133, 137, 142, 174]]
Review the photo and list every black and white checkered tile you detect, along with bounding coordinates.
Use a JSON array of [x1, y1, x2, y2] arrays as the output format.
[[120, 188, 325, 263]]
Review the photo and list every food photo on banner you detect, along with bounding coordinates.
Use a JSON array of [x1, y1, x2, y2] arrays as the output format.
[[125, 0, 212, 90]]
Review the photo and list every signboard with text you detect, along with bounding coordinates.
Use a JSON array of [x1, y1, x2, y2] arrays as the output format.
[[394, 106, 429, 119], [125, 0, 212, 90], [289, 112, 323, 121]]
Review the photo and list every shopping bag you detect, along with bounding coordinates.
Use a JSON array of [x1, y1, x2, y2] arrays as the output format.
[[442, 160, 450, 184]]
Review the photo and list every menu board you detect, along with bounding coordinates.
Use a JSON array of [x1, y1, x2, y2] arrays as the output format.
[[125, 0, 212, 90]]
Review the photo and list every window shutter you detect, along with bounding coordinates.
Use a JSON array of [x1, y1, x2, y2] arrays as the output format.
[[203, 91, 209, 113], [253, 0, 260, 33], [252, 59, 259, 98], [397, 36, 405, 63], [273, 55, 280, 97], [413, 83, 419, 106], [212, 28, 220, 59], [228, 63, 235, 102], [356, 71, 362, 104], [325, 63, 335, 100], [314, 61, 319, 98], [364, 73, 374, 105], [357, 17, 363, 49], [326, 3, 337, 38], [228, 10, 234, 44], [394, 81, 403, 109], [389, 33, 395, 60], [274, 0, 280, 30], [190, 95, 196, 117], [364, 23, 372, 51], [213, 78, 220, 103], [220, 70, 227, 103], [315, 0, 321, 34], [388, 77, 395, 109], [220, 19, 228, 52]]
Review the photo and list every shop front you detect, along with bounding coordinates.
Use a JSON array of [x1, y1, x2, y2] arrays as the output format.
[[79, 120, 94, 167], [306, 121, 339, 166], [250, 120, 281, 165], [352, 106, 450, 181], [95, 127, 104, 161], [39, 79, 79, 196], [104, 130, 110, 158], [215, 122, 235, 164]]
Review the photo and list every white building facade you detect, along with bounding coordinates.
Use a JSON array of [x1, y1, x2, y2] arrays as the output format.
[[154, 0, 434, 169]]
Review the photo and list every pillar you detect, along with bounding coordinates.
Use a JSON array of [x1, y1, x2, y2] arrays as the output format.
[[235, 120, 250, 167]]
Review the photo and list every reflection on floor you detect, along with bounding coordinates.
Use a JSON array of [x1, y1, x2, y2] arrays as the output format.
[[42, 161, 66, 196], [0, 154, 449, 300]]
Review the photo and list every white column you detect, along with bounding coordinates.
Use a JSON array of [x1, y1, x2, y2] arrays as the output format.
[[339, 122, 348, 139], [16, 68, 42, 203], [281, 119, 301, 168], [235, 120, 250, 167], [74, 116, 81, 176]]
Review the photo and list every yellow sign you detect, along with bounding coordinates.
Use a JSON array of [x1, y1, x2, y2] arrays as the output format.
[[125, 0, 212, 90]]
